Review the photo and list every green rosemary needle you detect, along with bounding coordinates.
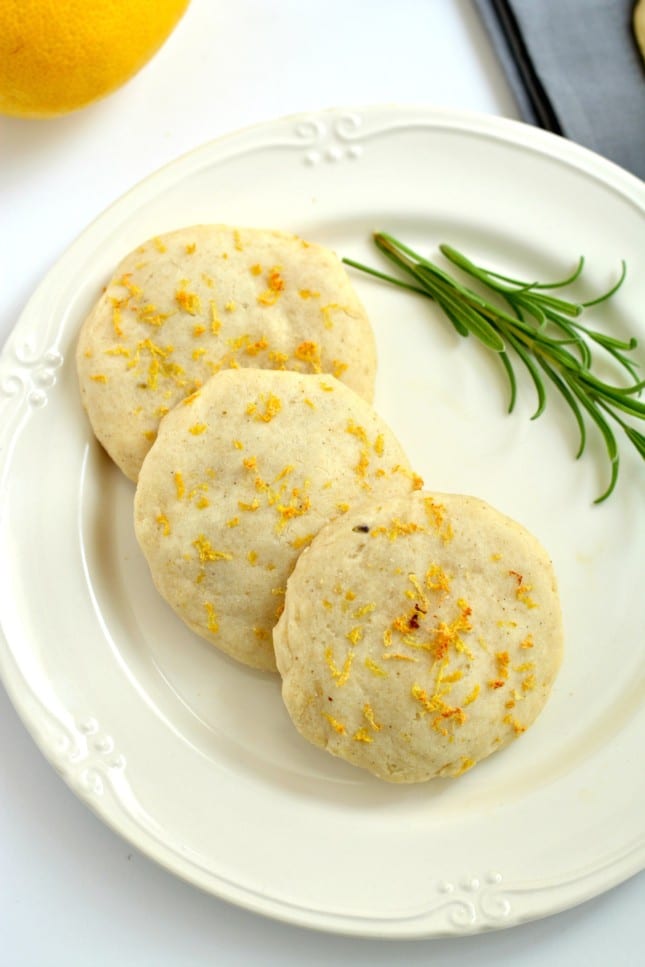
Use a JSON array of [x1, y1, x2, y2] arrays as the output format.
[[343, 232, 644, 503]]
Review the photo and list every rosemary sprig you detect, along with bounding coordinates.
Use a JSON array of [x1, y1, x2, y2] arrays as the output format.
[[343, 232, 643, 503]]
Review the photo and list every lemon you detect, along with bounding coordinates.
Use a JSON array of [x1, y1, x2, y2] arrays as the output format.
[[0, 0, 190, 118]]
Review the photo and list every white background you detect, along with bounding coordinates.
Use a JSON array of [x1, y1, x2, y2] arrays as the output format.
[[0, 1, 642, 964]]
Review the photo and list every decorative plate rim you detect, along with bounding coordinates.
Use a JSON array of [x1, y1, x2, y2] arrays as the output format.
[[1, 104, 643, 938]]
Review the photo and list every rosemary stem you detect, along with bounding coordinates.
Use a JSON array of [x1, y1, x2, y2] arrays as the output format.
[[343, 234, 641, 503]]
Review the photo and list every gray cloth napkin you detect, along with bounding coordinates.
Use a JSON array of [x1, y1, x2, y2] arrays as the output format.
[[475, 0, 645, 180]]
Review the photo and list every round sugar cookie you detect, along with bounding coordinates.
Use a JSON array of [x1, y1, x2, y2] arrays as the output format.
[[133, 369, 419, 671], [274, 491, 563, 783], [77, 224, 377, 480]]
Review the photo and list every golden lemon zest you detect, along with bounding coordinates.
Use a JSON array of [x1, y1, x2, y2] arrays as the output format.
[[268, 350, 288, 369], [116, 273, 141, 298], [488, 650, 510, 689], [273, 464, 294, 481], [370, 519, 424, 541], [503, 713, 526, 735], [244, 338, 269, 357], [455, 757, 476, 776], [290, 533, 315, 550], [209, 300, 221, 335], [411, 683, 466, 736], [182, 389, 201, 407], [247, 393, 282, 423], [294, 340, 322, 372], [257, 266, 285, 305], [324, 647, 354, 687], [352, 728, 372, 744], [323, 713, 346, 735], [463, 683, 480, 706], [425, 563, 451, 594], [508, 569, 538, 609], [104, 344, 130, 357], [442, 669, 463, 684], [175, 287, 201, 315], [320, 302, 348, 329], [346, 419, 368, 444], [362, 704, 382, 731], [353, 602, 376, 619], [155, 514, 171, 536], [110, 302, 123, 338], [515, 661, 535, 673], [135, 302, 168, 327], [238, 498, 260, 511], [364, 657, 388, 677], [174, 471, 185, 500], [423, 496, 454, 542], [346, 626, 363, 646], [257, 289, 280, 306], [275, 493, 311, 529], [192, 535, 232, 563], [429, 598, 473, 661], [407, 573, 429, 611], [204, 602, 219, 634]]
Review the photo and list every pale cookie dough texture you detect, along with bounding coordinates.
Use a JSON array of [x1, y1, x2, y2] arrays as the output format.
[[134, 369, 419, 672], [77, 224, 377, 481], [274, 492, 563, 783]]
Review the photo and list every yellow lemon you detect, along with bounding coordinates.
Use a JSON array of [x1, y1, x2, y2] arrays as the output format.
[[0, 0, 190, 118]]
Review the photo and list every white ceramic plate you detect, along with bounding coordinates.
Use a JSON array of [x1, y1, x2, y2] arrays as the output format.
[[1, 106, 643, 938]]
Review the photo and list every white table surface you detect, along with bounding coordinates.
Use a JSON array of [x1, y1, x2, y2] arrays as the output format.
[[1, 1, 642, 964]]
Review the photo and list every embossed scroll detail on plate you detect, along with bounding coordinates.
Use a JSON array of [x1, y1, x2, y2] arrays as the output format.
[[295, 111, 365, 166], [432, 872, 511, 929], [0, 345, 63, 409]]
